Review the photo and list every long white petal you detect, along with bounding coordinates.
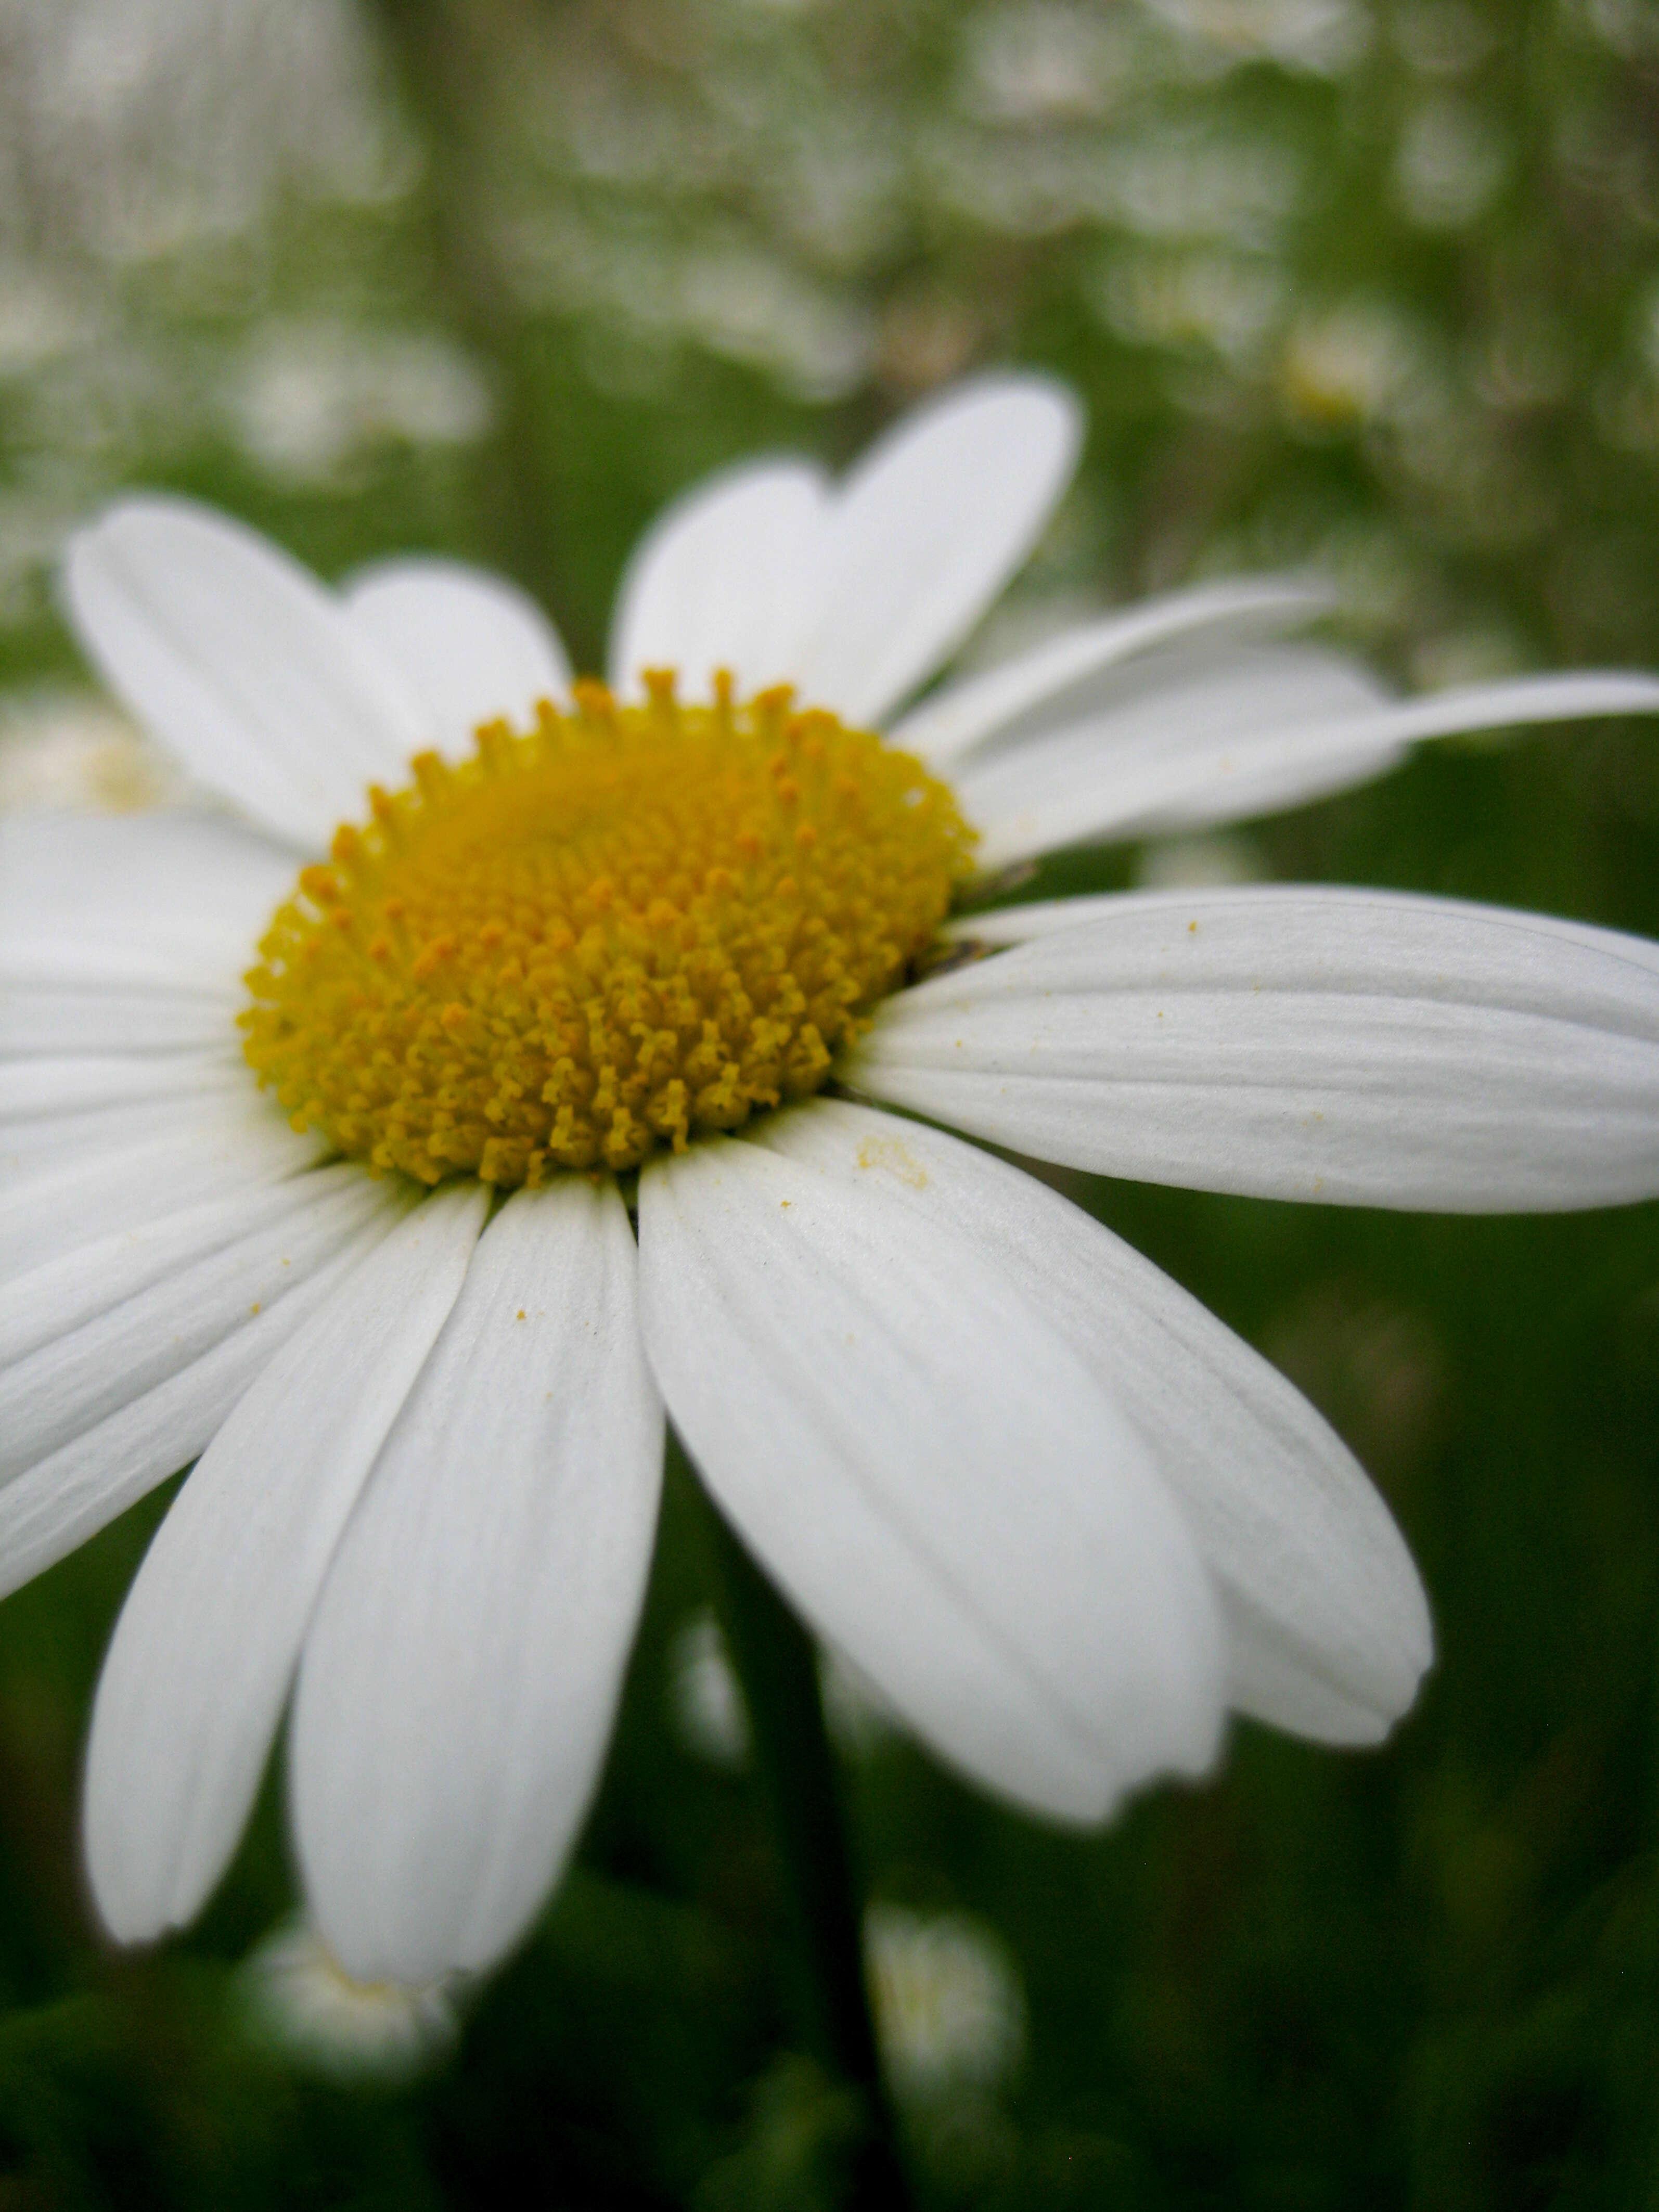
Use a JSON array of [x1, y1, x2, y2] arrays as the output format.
[[1, 1083, 253, 1184], [343, 559, 572, 758], [0, 1211, 398, 1602], [794, 377, 1082, 728], [0, 1053, 242, 1122], [1, 984, 238, 1059], [955, 642, 1391, 867], [951, 881, 1659, 952], [638, 1137, 1224, 1823], [754, 1101, 1431, 1744], [2, 1093, 261, 1216], [0, 943, 238, 997], [62, 498, 432, 848], [0, 1172, 350, 1368], [960, 663, 1659, 869], [848, 887, 1659, 1210], [1, 1167, 398, 1484], [0, 1101, 324, 1277], [292, 1179, 663, 1984], [83, 1183, 487, 1944], [0, 811, 292, 985], [889, 578, 1332, 768], [607, 461, 831, 700]]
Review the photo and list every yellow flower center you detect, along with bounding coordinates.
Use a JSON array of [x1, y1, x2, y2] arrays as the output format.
[[240, 673, 973, 1186]]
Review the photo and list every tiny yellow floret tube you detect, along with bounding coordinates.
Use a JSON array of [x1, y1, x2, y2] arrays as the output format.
[[241, 673, 973, 1185]]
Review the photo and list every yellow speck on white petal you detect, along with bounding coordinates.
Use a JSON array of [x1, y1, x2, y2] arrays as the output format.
[[249, 1302, 261, 1316], [856, 1134, 928, 1189], [516, 1308, 526, 1320]]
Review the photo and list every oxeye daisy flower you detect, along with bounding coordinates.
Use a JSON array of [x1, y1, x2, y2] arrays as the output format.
[[6, 375, 1659, 1992]]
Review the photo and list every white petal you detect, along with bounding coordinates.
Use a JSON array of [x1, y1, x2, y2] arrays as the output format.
[[0, 1173, 344, 1369], [0, 943, 235, 996], [292, 1179, 663, 1983], [83, 1182, 487, 1944], [343, 559, 572, 758], [638, 1137, 1224, 1823], [1, 1166, 400, 1484], [0, 1100, 324, 1277], [0, 1053, 242, 1122], [754, 1101, 1431, 1744], [792, 378, 1082, 727], [955, 642, 1392, 868], [889, 577, 1332, 769], [0, 1081, 251, 1184], [0, 810, 292, 986], [0, 1212, 396, 1602], [62, 498, 432, 848], [607, 461, 831, 700], [848, 887, 1659, 1211], [959, 662, 1659, 869], [1, 984, 238, 1059]]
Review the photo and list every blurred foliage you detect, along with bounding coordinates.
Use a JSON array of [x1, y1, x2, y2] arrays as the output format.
[[3, 0, 1659, 2203]]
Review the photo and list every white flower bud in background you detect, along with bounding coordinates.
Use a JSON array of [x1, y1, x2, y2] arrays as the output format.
[[668, 1606, 902, 1770], [238, 1914, 460, 2084], [1134, 827, 1269, 890], [863, 1904, 1026, 2105], [667, 1607, 751, 1771]]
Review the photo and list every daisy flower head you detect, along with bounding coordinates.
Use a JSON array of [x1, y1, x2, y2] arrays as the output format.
[[8, 374, 1659, 1993]]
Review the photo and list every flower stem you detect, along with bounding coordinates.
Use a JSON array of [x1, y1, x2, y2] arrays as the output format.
[[699, 1483, 914, 2208]]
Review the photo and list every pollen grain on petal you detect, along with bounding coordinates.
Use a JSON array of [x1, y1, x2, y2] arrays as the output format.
[[240, 676, 973, 1186]]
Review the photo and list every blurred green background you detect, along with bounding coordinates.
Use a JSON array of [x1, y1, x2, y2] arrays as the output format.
[[3, 0, 1659, 2203]]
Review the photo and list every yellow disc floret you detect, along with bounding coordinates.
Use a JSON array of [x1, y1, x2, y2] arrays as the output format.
[[240, 672, 974, 1186]]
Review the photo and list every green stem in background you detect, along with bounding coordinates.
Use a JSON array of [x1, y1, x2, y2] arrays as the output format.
[[365, 0, 568, 616], [699, 1479, 915, 2209]]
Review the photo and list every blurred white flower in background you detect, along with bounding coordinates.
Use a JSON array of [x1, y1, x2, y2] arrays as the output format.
[[957, 6, 1138, 124], [865, 1904, 1026, 2102], [668, 1608, 752, 1770], [0, 264, 102, 378], [0, 0, 414, 268], [675, 248, 876, 403], [227, 322, 495, 490], [1140, 0, 1370, 76], [1133, 828, 1269, 889], [1392, 98, 1509, 230], [0, 684, 182, 811], [1280, 300, 1441, 432], [1096, 247, 1288, 369], [668, 1605, 897, 1768], [240, 1913, 459, 2082]]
